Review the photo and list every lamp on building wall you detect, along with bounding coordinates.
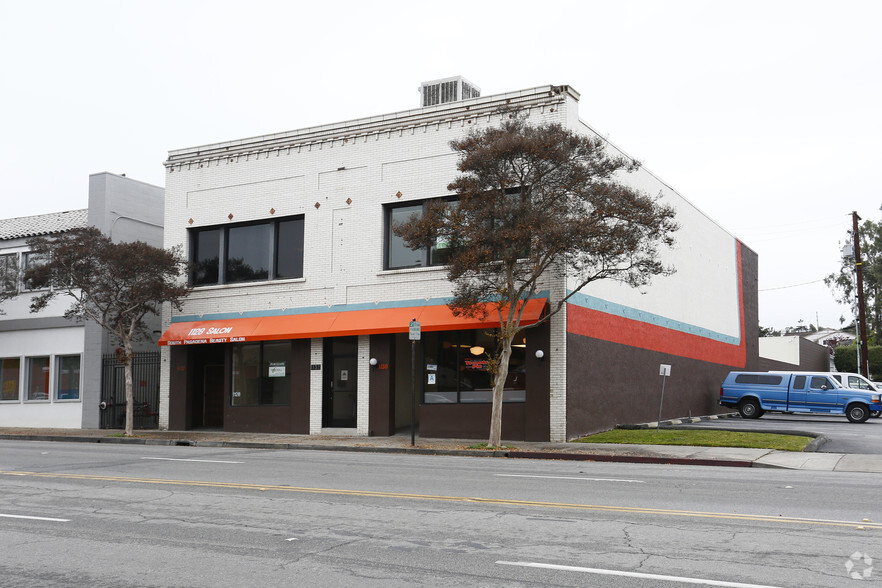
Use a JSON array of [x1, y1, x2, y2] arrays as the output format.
[[369, 357, 378, 366], [535, 350, 545, 360], [469, 346, 485, 356]]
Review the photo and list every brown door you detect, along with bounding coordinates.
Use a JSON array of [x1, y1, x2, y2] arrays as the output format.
[[203, 364, 225, 428]]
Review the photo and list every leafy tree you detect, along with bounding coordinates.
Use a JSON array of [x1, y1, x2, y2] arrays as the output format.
[[25, 227, 191, 436], [783, 320, 816, 335], [0, 253, 20, 313], [395, 117, 678, 447], [758, 324, 781, 337], [826, 215, 882, 342], [833, 345, 858, 373], [834, 344, 882, 380]]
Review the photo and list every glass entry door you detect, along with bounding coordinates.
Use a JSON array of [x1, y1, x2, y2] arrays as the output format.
[[322, 337, 358, 428]]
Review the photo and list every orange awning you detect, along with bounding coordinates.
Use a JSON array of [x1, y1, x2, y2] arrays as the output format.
[[158, 299, 547, 346]]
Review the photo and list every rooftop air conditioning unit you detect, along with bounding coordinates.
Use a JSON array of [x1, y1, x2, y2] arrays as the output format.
[[419, 76, 480, 107]]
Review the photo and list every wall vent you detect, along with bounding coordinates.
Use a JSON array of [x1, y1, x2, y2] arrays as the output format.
[[419, 76, 480, 107]]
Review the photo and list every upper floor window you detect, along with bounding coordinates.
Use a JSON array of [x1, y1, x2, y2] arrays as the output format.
[[190, 216, 304, 287], [22, 252, 46, 291], [385, 199, 455, 270], [0, 253, 18, 293], [0, 251, 47, 293]]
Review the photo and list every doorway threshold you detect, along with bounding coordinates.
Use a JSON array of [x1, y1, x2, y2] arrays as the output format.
[[320, 427, 363, 436]]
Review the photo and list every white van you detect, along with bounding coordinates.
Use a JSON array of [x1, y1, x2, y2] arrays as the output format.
[[829, 373, 881, 417]]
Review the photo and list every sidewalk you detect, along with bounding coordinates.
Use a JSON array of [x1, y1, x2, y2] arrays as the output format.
[[2, 426, 881, 472]]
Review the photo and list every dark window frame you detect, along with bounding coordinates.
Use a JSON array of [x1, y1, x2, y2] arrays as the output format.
[[189, 216, 305, 287], [420, 329, 527, 404], [384, 198, 457, 270], [384, 190, 527, 271], [230, 340, 292, 407], [0, 253, 18, 293]]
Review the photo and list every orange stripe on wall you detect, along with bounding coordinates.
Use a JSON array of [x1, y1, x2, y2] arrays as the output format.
[[566, 243, 747, 367]]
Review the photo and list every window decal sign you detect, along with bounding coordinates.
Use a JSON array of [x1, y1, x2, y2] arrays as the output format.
[[268, 362, 286, 378], [464, 358, 489, 371]]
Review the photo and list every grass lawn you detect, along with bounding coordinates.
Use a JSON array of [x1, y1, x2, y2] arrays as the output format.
[[574, 429, 813, 452]]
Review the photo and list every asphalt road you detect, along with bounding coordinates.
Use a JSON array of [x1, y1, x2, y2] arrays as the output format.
[[1, 440, 879, 587], [676, 413, 882, 454]]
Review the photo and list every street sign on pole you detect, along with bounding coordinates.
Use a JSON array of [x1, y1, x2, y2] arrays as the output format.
[[409, 319, 420, 446], [657, 364, 671, 431]]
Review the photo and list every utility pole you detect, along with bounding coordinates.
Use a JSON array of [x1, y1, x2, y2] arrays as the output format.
[[853, 211, 870, 378]]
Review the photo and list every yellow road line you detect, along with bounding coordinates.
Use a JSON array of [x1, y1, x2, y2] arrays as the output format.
[[1, 470, 877, 530]]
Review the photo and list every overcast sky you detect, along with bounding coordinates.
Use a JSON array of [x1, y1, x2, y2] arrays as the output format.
[[2, 0, 879, 331]]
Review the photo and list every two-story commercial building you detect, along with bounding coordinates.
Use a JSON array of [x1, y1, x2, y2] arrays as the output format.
[[158, 80, 758, 441]]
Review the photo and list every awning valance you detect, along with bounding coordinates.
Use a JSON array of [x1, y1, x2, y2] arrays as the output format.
[[158, 299, 547, 346]]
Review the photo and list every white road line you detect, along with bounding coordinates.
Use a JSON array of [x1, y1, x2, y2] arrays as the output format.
[[496, 561, 781, 587], [0, 513, 70, 522], [495, 474, 644, 483], [140, 457, 243, 464]]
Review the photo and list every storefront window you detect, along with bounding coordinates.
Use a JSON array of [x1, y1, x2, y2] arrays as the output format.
[[1, 358, 20, 401], [231, 342, 290, 406], [422, 330, 526, 404], [26, 356, 50, 401], [56, 355, 81, 400], [261, 342, 291, 405]]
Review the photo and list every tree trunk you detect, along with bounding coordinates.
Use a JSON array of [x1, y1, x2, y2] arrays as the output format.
[[124, 345, 134, 437], [488, 335, 514, 448]]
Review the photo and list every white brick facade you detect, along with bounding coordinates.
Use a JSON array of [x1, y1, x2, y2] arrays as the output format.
[[161, 86, 573, 440], [159, 83, 754, 441]]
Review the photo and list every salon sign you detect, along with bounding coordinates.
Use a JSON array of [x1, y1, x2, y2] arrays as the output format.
[[163, 323, 246, 345]]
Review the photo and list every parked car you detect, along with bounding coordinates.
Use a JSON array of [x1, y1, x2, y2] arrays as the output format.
[[720, 371, 882, 423]]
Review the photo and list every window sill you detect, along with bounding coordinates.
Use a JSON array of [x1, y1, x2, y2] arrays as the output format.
[[378, 265, 448, 277], [191, 277, 306, 291]]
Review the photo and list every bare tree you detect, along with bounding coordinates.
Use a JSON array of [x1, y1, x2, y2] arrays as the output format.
[[25, 227, 190, 436], [395, 117, 678, 447]]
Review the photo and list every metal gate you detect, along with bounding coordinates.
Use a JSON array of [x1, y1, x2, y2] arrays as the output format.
[[100, 352, 160, 429]]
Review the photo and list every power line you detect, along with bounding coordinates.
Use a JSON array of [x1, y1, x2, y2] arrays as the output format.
[[759, 278, 825, 292]]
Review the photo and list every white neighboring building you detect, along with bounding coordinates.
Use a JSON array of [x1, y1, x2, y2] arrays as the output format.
[[758, 335, 831, 371], [0, 210, 89, 428], [0, 173, 164, 429]]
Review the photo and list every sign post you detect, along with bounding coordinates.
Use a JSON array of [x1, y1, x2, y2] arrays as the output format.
[[409, 319, 421, 446], [657, 364, 671, 432]]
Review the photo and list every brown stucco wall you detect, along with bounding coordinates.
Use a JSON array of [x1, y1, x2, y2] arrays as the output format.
[[565, 244, 758, 438], [369, 334, 395, 436]]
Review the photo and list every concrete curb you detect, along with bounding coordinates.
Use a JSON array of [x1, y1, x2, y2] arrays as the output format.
[[617, 413, 741, 429], [505, 451, 754, 467], [616, 413, 831, 455], [0, 432, 758, 467]]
